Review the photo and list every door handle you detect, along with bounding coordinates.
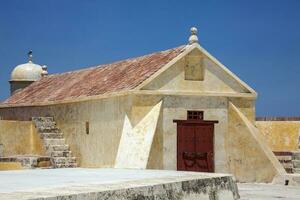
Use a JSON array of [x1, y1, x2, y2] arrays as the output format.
[[183, 152, 196, 160], [194, 152, 207, 159]]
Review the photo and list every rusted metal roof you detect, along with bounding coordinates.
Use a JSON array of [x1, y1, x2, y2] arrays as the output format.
[[3, 46, 185, 106]]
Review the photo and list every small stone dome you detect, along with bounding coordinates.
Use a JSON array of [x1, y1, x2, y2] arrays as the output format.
[[11, 50, 44, 82], [11, 62, 43, 81]]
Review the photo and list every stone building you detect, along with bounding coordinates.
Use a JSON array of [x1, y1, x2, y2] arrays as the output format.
[[0, 27, 286, 182]]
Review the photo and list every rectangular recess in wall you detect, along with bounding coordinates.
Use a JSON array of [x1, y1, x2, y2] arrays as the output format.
[[85, 121, 89, 135], [0, 144, 3, 157], [184, 54, 205, 81]]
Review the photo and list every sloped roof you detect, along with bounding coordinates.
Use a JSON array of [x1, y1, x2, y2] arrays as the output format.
[[3, 46, 185, 106]]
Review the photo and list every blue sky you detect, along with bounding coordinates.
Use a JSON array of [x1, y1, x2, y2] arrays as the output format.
[[0, 0, 299, 116]]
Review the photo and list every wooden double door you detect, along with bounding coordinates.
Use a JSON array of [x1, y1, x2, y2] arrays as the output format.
[[175, 120, 216, 172]]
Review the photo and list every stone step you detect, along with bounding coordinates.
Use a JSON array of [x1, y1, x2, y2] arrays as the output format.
[[40, 132, 63, 139], [52, 157, 76, 164], [293, 168, 300, 173], [32, 117, 54, 124], [281, 162, 293, 169], [50, 151, 71, 157], [34, 121, 56, 127], [52, 156, 76, 162], [277, 155, 292, 161], [285, 168, 293, 174], [46, 145, 69, 152], [292, 152, 300, 160], [292, 160, 300, 168], [44, 139, 65, 146], [53, 162, 77, 167], [36, 125, 57, 130], [38, 127, 60, 133], [55, 163, 77, 168]]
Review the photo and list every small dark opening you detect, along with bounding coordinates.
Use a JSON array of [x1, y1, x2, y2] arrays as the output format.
[[0, 144, 3, 157], [85, 121, 89, 135], [285, 180, 289, 186]]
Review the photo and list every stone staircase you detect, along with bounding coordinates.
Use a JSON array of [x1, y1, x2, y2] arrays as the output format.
[[274, 151, 300, 174], [292, 152, 300, 173], [32, 117, 77, 168]]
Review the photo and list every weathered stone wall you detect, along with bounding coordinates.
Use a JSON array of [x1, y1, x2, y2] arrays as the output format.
[[115, 101, 162, 169], [162, 96, 229, 173], [128, 95, 256, 175], [0, 97, 127, 167], [229, 97, 255, 123], [256, 120, 300, 151], [0, 162, 23, 170], [50, 96, 133, 168], [0, 120, 45, 156], [9, 81, 34, 95], [142, 48, 249, 94], [226, 103, 286, 182], [0, 95, 258, 177]]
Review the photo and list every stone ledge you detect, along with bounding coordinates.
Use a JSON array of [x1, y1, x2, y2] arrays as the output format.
[[256, 117, 300, 121], [0, 168, 239, 200]]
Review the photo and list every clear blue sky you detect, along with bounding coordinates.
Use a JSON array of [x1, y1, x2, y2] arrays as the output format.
[[0, 0, 299, 116]]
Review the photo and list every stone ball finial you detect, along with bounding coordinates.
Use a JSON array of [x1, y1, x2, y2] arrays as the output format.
[[41, 65, 48, 77], [191, 27, 197, 34], [189, 26, 199, 45]]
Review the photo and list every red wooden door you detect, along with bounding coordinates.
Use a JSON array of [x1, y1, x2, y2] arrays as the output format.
[[194, 125, 214, 172], [177, 122, 214, 172]]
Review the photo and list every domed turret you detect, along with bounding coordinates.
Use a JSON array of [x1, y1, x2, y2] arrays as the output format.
[[9, 50, 44, 95], [11, 62, 43, 81]]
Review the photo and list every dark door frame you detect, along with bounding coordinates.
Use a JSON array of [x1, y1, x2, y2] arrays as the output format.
[[173, 119, 218, 172]]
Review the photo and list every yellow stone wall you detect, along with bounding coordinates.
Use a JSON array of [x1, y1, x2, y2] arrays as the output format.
[[256, 121, 300, 151], [51, 96, 132, 168], [229, 98, 255, 123], [162, 95, 229, 172], [142, 48, 249, 94], [0, 162, 23, 170], [126, 95, 256, 173], [0, 120, 45, 156], [36, 95, 164, 169], [6, 94, 252, 173], [1, 97, 283, 183], [130, 95, 164, 169], [226, 103, 285, 182]]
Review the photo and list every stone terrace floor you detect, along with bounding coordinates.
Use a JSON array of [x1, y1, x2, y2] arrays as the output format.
[[0, 168, 225, 193], [0, 168, 237, 199], [238, 183, 300, 199], [1, 168, 300, 199]]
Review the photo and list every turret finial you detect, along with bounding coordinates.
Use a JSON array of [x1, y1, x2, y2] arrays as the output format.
[[188, 27, 199, 45], [28, 50, 33, 63], [41, 65, 48, 77]]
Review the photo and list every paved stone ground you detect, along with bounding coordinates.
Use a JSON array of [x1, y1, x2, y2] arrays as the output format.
[[238, 183, 300, 200]]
